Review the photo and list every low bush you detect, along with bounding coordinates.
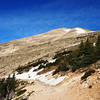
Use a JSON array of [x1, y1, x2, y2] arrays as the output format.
[[58, 64, 69, 72], [16, 60, 48, 72], [38, 64, 45, 69], [52, 69, 59, 75], [17, 89, 26, 96], [53, 63, 69, 75], [81, 69, 95, 80], [53, 51, 72, 59], [0, 74, 17, 100]]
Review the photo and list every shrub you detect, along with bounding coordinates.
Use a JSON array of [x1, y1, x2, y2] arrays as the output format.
[[16, 60, 48, 72], [81, 69, 95, 80], [58, 64, 69, 72], [53, 63, 69, 75], [38, 64, 45, 69], [52, 69, 59, 75], [0, 74, 17, 100], [17, 89, 26, 96], [89, 85, 92, 88], [53, 51, 72, 59]]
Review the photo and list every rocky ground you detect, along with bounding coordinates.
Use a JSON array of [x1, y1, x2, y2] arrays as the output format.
[[14, 69, 100, 100]]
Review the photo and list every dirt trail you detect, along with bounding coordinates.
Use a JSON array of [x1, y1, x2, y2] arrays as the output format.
[[27, 72, 100, 100], [28, 74, 83, 100]]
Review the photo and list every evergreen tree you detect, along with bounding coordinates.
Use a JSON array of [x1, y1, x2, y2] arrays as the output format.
[[77, 41, 85, 57], [82, 39, 95, 65], [84, 39, 94, 56], [71, 39, 95, 71], [0, 74, 17, 100], [96, 35, 100, 59]]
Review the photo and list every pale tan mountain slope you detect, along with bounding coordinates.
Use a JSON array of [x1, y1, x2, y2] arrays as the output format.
[[0, 27, 99, 76], [28, 70, 100, 100]]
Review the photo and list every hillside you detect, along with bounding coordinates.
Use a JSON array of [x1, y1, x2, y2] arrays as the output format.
[[0, 27, 100, 100], [0, 27, 99, 76]]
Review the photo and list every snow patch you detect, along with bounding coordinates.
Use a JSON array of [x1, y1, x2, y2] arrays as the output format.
[[14, 67, 43, 80], [63, 28, 94, 35], [12, 65, 67, 86], [49, 59, 56, 63], [75, 28, 94, 35], [75, 28, 87, 34], [64, 29, 71, 33]]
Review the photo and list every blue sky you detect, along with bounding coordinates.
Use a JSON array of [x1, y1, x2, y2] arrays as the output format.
[[0, 0, 100, 43]]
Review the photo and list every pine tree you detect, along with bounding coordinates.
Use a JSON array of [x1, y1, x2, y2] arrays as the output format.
[[84, 39, 94, 56], [82, 39, 95, 65], [0, 74, 17, 100], [72, 39, 95, 69], [77, 40, 85, 57], [96, 35, 100, 59]]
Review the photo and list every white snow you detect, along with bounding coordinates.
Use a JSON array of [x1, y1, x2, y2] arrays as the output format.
[[63, 28, 95, 36], [74, 28, 94, 35], [64, 28, 94, 35], [46, 76, 67, 85], [75, 28, 87, 34], [12, 64, 67, 86], [64, 29, 71, 33], [37, 70, 67, 85], [14, 66, 43, 80], [49, 59, 56, 63]]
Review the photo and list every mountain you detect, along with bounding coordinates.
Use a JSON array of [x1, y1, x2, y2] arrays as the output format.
[[0, 27, 99, 76], [0, 27, 100, 100]]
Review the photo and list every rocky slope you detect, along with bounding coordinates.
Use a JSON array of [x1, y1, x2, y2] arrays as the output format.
[[0, 27, 99, 76], [28, 70, 100, 100], [13, 63, 100, 100]]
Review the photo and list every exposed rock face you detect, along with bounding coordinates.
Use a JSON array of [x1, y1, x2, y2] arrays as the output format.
[[0, 27, 99, 75]]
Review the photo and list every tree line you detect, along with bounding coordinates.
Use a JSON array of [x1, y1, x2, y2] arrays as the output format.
[[53, 35, 100, 74], [70, 35, 100, 72], [16, 35, 100, 75]]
